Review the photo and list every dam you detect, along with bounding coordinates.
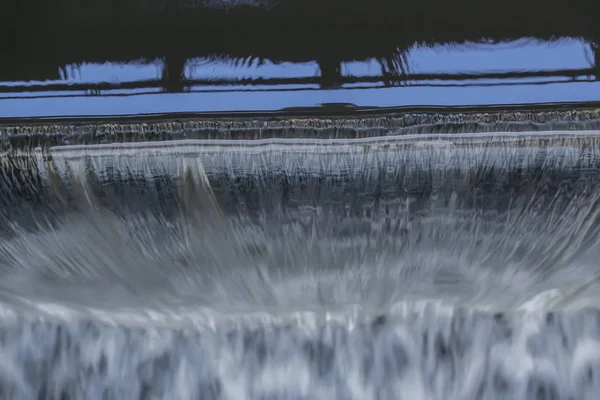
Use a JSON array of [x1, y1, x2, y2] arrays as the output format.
[[2, 1, 600, 399]]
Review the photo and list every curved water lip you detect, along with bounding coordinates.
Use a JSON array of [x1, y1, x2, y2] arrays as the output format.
[[1, 129, 600, 317], [3, 121, 600, 399]]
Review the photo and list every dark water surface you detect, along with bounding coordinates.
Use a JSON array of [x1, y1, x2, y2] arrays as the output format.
[[2, 0, 600, 117]]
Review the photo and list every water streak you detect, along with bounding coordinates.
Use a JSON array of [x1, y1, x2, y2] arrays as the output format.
[[2, 131, 600, 399]]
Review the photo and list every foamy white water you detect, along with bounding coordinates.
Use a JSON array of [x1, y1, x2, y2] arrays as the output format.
[[2, 131, 600, 399]]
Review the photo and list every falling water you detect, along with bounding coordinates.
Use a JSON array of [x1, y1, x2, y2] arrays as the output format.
[[3, 121, 600, 399]]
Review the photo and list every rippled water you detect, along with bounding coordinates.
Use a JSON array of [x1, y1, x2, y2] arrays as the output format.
[[2, 129, 600, 398]]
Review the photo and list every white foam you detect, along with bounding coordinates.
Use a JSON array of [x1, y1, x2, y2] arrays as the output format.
[[38, 131, 600, 181]]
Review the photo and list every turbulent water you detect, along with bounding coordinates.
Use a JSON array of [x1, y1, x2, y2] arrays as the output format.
[[3, 130, 600, 399]]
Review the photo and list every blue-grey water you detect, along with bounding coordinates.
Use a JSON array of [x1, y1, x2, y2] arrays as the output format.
[[4, 0, 600, 397], [2, 127, 600, 399]]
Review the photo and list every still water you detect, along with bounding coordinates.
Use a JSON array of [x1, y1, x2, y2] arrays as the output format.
[[2, 0, 600, 117]]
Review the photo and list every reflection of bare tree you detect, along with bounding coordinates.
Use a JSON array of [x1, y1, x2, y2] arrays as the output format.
[[162, 55, 187, 92], [193, 55, 266, 70], [594, 42, 599, 73], [317, 58, 341, 89], [205, 49, 412, 89], [226, 56, 267, 69], [4, 0, 600, 92], [5, 0, 600, 81], [196, 48, 412, 89], [58, 65, 81, 81], [46, 38, 597, 93], [378, 50, 411, 87]]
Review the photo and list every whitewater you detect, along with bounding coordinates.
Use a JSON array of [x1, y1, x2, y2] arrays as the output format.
[[1, 127, 600, 399]]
